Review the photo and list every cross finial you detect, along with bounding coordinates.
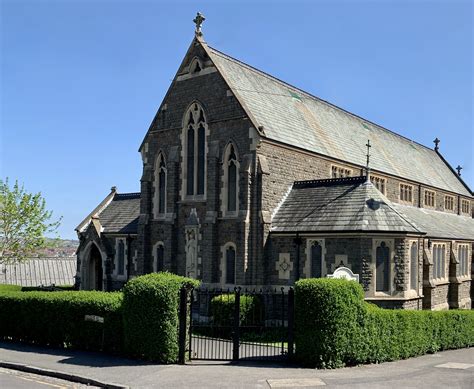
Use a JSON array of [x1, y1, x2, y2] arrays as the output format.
[[365, 139, 372, 181], [193, 12, 205, 36], [433, 137, 440, 151], [456, 165, 462, 176]]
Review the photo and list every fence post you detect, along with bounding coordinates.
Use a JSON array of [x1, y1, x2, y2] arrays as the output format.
[[178, 286, 188, 364], [232, 288, 241, 361], [287, 287, 295, 360]]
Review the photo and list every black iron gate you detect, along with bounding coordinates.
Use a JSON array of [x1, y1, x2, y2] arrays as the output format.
[[181, 287, 294, 362]]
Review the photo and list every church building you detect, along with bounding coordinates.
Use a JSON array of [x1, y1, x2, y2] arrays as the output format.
[[75, 15, 473, 310]]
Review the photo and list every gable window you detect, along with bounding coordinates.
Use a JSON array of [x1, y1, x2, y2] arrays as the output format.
[[370, 175, 386, 194], [220, 243, 236, 285], [424, 190, 435, 208], [461, 199, 470, 214], [331, 165, 352, 178], [221, 143, 240, 216], [115, 238, 127, 278], [189, 57, 202, 74], [432, 243, 446, 281], [153, 242, 164, 272], [375, 241, 390, 292], [410, 242, 418, 291], [444, 195, 454, 211], [400, 183, 413, 203], [458, 245, 469, 277], [153, 153, 167, 218], [182, 103, 207, 199]]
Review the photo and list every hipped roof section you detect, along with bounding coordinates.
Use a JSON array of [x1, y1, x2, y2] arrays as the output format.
[[271, 176, 423, 234]]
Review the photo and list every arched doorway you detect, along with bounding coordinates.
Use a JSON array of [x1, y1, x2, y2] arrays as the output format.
[[86, 244, 103, 290]]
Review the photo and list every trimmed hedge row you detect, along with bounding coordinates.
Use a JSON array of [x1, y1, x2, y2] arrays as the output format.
[[0, 290, 123, 352], [295, 278, 474, 368], [122, 272, 199, 362]]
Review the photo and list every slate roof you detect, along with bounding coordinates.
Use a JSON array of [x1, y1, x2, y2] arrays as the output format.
[[271, 176, 422, 234], [392, 204, 474, 241], [205, 45, 471, 197], [98, 193, 140, 234], [0, 258, 76, 287]]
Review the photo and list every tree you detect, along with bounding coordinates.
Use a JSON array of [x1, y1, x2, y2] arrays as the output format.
[[0, 178, 61, 264]]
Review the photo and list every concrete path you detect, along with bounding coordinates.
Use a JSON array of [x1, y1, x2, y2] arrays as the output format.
[[0, 341, 473, 388]]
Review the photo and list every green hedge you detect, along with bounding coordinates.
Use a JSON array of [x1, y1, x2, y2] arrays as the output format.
[[295, 278, 474, 368], [122, 272, 199, 363], [211, 293, 262, 327], [0, 290, 123, 352]]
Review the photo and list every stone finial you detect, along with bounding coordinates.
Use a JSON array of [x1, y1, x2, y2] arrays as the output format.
[[111, 186, 117, 192], [193, 12, 205, 36], [433, 137, 440, 151], [456, 165, 462, 176]]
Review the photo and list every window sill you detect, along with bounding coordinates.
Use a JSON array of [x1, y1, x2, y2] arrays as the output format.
[[432, 279, 449, 286], [179, 197, 207, 204], [220, 212, 240, 220]]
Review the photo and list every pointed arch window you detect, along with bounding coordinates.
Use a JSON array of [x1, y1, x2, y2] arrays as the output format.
[[410, 242, 418, 291], [376, 241, 390, 292], [154, 153, 167, 218], [222, 143, 240, 216], [220, 243, 236, 285], [310, 241, 322, 278], [153, 242, 164, 273], [183, 103, 207, 199], [115, 238, 127, 279]]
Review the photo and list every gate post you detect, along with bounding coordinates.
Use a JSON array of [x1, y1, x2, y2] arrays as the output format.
[[178, 286, 188, 364], [232, 288, 241, 361], [287, 287, 295, 360]]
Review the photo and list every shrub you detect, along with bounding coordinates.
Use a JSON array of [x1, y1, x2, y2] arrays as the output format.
[[295, 278, 474, 368], [122, 272, 199, 363], [0, 284, 22, 292], [0, 290, 123, 352], [211, 293, 262, 327], [295, 278, 366, 368]]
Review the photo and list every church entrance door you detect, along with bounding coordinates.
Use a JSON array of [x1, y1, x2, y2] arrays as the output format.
[[88, 244, 103, 290]]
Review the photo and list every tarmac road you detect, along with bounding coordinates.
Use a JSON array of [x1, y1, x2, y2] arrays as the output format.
[[0, 367, 99, 389]]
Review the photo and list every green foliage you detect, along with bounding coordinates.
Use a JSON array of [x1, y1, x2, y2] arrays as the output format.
[[0, 290, 123, 352], [294, 278, 366, 368], [0, 178, 62, 264], [211, 293, 262, 327], [0, 284, 22, 292], [122, 272, 199, 363], [295, 278, 474, 368]]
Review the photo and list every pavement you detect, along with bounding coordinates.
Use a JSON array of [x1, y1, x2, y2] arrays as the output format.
[[0, 341, 473, 388]]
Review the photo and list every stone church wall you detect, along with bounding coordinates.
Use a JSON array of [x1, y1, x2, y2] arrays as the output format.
[[138, 42, 259, 286]]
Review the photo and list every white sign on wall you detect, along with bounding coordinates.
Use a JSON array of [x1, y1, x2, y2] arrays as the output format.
[[327, 266, 359, 282]]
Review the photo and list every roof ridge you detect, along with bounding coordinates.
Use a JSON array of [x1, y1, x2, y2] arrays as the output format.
[[293, 176, 366, 188], [207, 45, 437, 153], [114, 192, 141, 199]]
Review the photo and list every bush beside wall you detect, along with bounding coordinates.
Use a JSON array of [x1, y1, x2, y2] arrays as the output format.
[[122, 272, 199, 363], [0, 284, 22, 292], [211, 293, 262, 327], [0, 290, 123, 352], [295, 279, 474, 368]]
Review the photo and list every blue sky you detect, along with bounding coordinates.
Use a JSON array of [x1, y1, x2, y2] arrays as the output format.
[[1, 0, 472, 239]]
